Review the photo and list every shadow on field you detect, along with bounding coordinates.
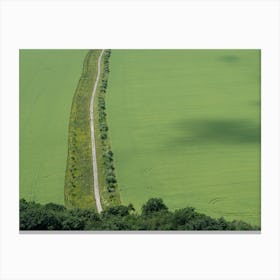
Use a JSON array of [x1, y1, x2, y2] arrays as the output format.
[[219, 55, 240, 63], [250, 100, 261, 107], [169, 119, 260, 146]]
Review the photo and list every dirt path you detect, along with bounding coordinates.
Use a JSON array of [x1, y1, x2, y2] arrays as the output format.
[[90, 49, 105, 213]]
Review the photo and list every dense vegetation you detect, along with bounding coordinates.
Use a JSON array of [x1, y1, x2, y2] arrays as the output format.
[[20, 198, 259, 231], [64, 50, 101, 208], [94, 50, 120, 207]]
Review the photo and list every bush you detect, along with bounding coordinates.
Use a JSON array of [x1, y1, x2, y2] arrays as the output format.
[[106, 175, 117, 184], [102, 205, 131, 217], [61, 216, 85, 230], [141, 198, 168, 216], [100, 132, 107, 140]]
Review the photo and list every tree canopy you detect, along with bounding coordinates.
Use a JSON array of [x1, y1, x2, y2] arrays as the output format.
[[20, 198, 259, 231]]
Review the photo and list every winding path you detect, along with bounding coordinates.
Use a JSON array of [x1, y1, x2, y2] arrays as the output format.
[[90, 49, 105, 213]]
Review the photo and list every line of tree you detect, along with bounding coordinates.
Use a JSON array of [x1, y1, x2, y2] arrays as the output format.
[[20, 198, 259, 231], [97, 49, 118, 194]]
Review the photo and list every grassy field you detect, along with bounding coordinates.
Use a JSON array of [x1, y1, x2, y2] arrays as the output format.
[[20, 50, 88, 205], [106, 50, 261, 226]]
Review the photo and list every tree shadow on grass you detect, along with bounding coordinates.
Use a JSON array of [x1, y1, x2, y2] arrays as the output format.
[[169, 119, 260, 146], [219, 55, 240, 63], [250, 100, 261, 107]]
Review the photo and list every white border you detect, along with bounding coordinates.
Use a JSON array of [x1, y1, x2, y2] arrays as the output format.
[[0, 0, 279, 279]]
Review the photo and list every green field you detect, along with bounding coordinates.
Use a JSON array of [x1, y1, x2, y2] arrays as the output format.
[[20, 50, 88, 204], [106, 50, 260, 226]]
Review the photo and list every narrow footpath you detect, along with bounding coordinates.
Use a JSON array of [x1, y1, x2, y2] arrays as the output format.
[[90, 49, 104, 213]]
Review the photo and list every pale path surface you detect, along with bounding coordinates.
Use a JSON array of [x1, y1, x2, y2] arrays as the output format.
[[90, 50, 105, 213]]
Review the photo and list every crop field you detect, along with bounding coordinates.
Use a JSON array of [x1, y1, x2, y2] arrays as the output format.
[[20, 50, 88, 204], [106, 50, 260, 226]]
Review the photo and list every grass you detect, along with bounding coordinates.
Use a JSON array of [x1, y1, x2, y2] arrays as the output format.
[[64, 50, 100, 208], [20, 49, 88, 205], [106, 50, 261, 226], [65, 49, 121, 209]]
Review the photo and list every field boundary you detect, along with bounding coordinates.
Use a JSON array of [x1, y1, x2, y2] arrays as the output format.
[[94, 50, 121, 208], [64, 49, 121, 210]]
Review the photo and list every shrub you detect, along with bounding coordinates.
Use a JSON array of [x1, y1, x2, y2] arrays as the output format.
[[141, 198, 168, 216]]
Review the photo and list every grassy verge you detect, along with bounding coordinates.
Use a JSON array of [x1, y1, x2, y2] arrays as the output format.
[[64, 50, 101, 208], [94, 50, 121, 208], [65, 49, 121, 209]]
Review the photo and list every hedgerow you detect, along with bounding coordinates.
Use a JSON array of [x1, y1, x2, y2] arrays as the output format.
[[95, 50, 121, 205]]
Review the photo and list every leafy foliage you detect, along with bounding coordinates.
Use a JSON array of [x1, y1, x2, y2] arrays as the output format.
[[20, 198, 259, 231], [97, 50, 119, 194], [141, 198, 168, 216]]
